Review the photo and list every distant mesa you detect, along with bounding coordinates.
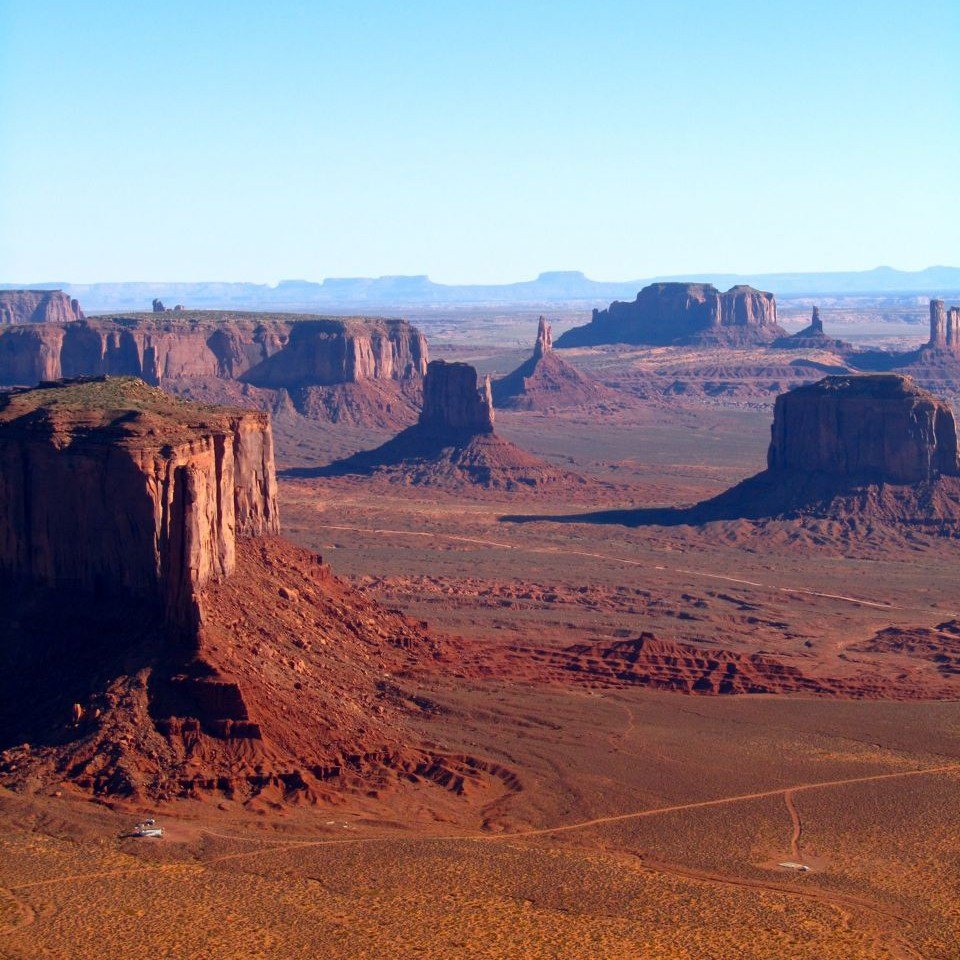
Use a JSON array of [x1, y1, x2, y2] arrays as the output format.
[[307, 359, 598, 491], [0, 376, 470, 802], [0, 312, 429, 428], [772, 306, 854, 352], [555, 282, 785, 348], [152, 298, 165, 313], [0, 289, 84, 324], [491, 317, 623, 411]]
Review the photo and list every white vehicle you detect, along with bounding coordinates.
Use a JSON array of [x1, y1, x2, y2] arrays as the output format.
[[131, 819, 164, 839]]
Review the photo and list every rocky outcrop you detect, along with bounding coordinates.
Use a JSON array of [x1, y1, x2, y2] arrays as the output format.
[[767, 374, 958, 483], [561, 374, 960, 529], [534, 315, 552, 357], [419, 360, 494, 434], [555, 282, 784, 348], [0, 377, 278, 631], [312, 359, 606, 493], [925, 299, 960, 352], [0, 290, 84, 324], [0, 313, 429, 426], [152, 298, 166, 313], [773, 307, 854, 351], [0, 375, 486, 803], [240, 317, 427, 389], [491, 317, 623, 411]]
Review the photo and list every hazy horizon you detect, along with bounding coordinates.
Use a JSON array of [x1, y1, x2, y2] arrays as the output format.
[[2, 1, 958, 283]]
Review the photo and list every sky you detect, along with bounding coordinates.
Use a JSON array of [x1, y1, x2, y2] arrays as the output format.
[[1, 0, 958, 284]]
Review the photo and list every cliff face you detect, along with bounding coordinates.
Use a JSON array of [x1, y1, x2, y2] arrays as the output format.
[[0, 314, 427, 390], [0, 377, 278, 630], [555, 282, 782, 347], [240, 317, 428, 388], [420, 360, 495, 434], [0, 289, 84, 325], [767, 374, 959, 483]]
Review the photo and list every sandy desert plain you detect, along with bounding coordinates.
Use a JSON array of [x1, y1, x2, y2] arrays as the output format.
[[3, 305, 960, 960]]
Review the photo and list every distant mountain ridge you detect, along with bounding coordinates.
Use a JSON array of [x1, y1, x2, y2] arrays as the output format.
[[5, 266, 960, 312]]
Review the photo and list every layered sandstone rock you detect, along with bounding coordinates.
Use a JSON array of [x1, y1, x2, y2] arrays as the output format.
[[241, 317, 427, 389], [0, 377, 278, 629], [0, 289, 84, 324], [767, 374, 958, 483], [317, 359, 603, 492], [491, 317, 621, 411], [419, 360, 494, 433], [0, 312, 428, 426], [0, 377, 487, 803], [590, 374, 960, 528], [555, 282, 783, 347], [925, 298, 960, 352]]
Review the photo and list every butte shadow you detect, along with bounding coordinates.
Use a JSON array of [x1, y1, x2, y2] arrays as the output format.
[[502, 373, 960, 531]]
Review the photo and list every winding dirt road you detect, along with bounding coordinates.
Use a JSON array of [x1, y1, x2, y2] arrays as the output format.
[[6, 762, 956, 958]]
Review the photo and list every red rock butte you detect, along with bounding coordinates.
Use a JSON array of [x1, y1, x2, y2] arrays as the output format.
[[0, 375, 279, 630], [555, 281, 784, 347], [0, 375, 470, 801], [767, 373, 959, 484], [0, 289, 84, 324], [313, 358, 603, 492]]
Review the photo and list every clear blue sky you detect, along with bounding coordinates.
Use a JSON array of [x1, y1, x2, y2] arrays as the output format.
[[1, 0, 957, 283]]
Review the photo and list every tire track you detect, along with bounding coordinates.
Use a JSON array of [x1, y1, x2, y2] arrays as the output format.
[[317, 522, 897, 609], [784, 789, 802, 861]]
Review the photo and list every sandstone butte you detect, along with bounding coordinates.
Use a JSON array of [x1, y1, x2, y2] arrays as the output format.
[[555, 281, 785, 348], [699, 373, 960, 523], [316, 358, 603, 492], [0, 376, 464, 802], [0, 289, 84, 324], [0, 312, 429, 427], [491, 317, 621, 410], [0, 375, 279, 632]]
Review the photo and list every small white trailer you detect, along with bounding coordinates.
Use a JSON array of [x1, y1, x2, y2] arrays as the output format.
[[131, 819, 164, 838]]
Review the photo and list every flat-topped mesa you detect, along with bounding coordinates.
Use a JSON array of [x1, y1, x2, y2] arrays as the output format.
[[0, 289, 84, 325], [555, 282, 784, 348], [239, 317, 428, 388], [927, 299, 960, 352], [419, 360, 494, 434], [0, 314, 429, 426], [0, 376, 278, 632], [768, 374, 959, 484], [0, 314, 427, 388]]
